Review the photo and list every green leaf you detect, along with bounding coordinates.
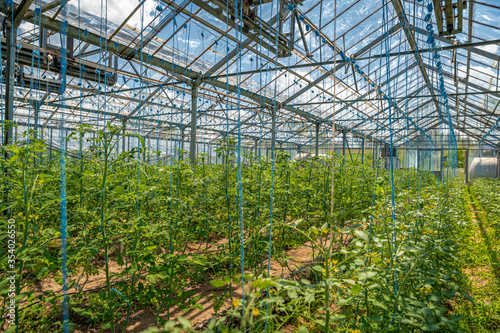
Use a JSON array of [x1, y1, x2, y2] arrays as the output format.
[[351, 284, 362, 295], [210, 280, 226, 288], [4, 326, 16, 333], [0, 278, 10, 289], [287, 288, 298, 299], [421, 307, 432, 317], [298, 326, 309, 333], [300, 279, 311, 285], [358, 271, 377, 281], [311, 265, 324, 272], [192, 304, 203, 311], [462, 291, 475, 304], [146, 275, 157, 284], [354, 230, 368, 242], [102, 322, 113, 329], [370, 299, 388, 310], [177, 315, 192, 328], [423, 323, 439, 331], [443, 288, 456, 298], [116, 252, 124, 266], [372, 257, 382, 264]]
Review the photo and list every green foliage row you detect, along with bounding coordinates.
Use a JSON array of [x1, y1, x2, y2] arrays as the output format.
[[149, 178, 480, 332], [0, 124, 484, 333], [0, 125, 375, 332], [471, 178, 500, 229]]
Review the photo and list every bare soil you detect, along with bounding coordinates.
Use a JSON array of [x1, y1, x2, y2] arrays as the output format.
[[7, 232, 353, 333]]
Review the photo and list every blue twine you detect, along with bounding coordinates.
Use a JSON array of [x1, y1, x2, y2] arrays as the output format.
[[111, 288, 142, 319]]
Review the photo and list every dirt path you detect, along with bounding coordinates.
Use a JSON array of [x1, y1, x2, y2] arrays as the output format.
[[4, 228, 352, 333], [67, 234, 352, 333]]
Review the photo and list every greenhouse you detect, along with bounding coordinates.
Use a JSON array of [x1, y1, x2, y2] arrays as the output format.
[[0, 0, 499, 331]]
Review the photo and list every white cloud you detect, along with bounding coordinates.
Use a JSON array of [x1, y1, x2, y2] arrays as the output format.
[[479, 14, 493, 22], [178, 37, 200, 48], [18, 21, 34, 35], [477, 44, 499, 55], [77, 0, 158, 30], [458, 63, 498, 88]]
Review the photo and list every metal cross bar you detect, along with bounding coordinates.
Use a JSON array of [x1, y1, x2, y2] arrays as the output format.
[[391, 0, 441, 116]]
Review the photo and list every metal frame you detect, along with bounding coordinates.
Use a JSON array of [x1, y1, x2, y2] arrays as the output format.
[[0, 0, 498, 153]]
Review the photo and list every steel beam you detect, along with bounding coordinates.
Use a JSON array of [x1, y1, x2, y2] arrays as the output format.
[[410, 24, 500, 62], [425, 63, 500, 104], [391, 0, 440, 113], [0, 1, 383, 148], [24, 0, 61, 21], [284, 21, 401, 107], [4, 2, 379, 146], [191, 0, 280, 55], [13, 0, 33, 28]]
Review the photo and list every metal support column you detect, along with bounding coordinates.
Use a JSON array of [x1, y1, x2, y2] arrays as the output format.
[[190, 82, 198, 164], [496, 150, 499, 178], [315, 122, 320, 156], [34, 101, 41, 139], [361, 134, 365, 164], [67, 36, 74, 58], [142, 135, 146, 161], [122, 118, 127, 154], [271, 104, 277, 159], [64, 129, 68, 157], [342, 129, 346, 164], [3, 17, 16, 147], [289, 8, 295, 51], [180, 128, 185, 155], [215, 144, 219, 165], [440, 148, 444, 180], [417, 146, 421, 169], [40, 27, 48, 61], [221, 132, 227, 163], [465, 148, 469, 184], [156, 129, 160, 162], [255, 138, 259, 158], [49, 127, 53, 159], [371, 140, 375, 168]]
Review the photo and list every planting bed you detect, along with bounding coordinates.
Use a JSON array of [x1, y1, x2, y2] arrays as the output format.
[[0, 129, 498, 332]]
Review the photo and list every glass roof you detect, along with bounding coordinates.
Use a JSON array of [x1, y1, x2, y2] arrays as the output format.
[[2, 0, 499, 149]]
